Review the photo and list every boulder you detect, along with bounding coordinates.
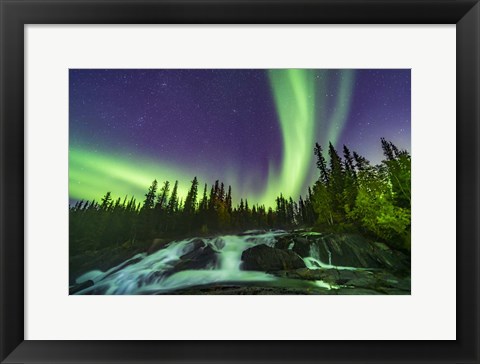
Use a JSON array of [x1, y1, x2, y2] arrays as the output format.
[[319, 234, 379, 267], [212, 231, 408, 274], [289, 236, 309, 251], [371, 272, 411, 291], [275, 235, 295, 250], [241, 244, 305, 271], [292, 236, 330, 261], [171, 243, 217, 273], [288, 232, 409, 271], [371, 247, 410, 275], [184, 238, 206, 253]]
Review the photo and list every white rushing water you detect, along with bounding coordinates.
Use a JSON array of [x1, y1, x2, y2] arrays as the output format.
[[73, 230, 350, 295], [303, 239, 361, 271]]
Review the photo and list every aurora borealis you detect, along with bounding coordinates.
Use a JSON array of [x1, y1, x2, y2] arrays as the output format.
[[69, 69, 410, 207]]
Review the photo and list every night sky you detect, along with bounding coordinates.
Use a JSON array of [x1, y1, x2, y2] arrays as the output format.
[[69, 69, 410, 207]]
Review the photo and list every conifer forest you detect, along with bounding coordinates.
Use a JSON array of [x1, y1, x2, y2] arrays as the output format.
[[70, 69, 411, 295]]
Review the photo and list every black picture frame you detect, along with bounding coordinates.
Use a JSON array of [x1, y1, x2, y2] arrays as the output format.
[[1, 0, 479, 363]]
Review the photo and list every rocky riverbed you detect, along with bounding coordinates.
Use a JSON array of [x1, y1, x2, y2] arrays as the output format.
[[70, 230, 410, 295]]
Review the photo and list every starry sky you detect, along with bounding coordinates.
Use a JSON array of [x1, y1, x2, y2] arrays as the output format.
[[69, 69, 410, 207]]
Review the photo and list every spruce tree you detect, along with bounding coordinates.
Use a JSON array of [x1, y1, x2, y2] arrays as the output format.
[[199, 183, 208, 212], [100, 192, 112, 211], [143, 180, 158, 210], [226, 185, 233, 213], [184, 177, 199, 215], [167, 181, 179, 214], [155, 181, 170, 210], [314, 142, 329, 184]]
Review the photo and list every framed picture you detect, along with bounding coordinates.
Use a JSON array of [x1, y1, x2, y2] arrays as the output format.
[[1, 0, 478, 362]]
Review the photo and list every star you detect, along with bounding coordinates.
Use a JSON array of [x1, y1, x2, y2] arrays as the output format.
[[69, 68, 410, 206]]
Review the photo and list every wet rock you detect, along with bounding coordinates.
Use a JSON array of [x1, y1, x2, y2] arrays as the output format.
[[293, 236, 309, 245], [341, 270, 410, 293], [273, 265, 410, 294], [290, 237, 314, 257], [371, 247, 410, 275], [186, 238, 206, 252], [172, 244, 217, 273], [284, 232, 410, 272], [376, 287, 410, 295], [142, 270, 168, 285], [274, 268, 340, 285], [335, 287, 384, 295], [147, 238, 169, 254], [159, 285, 330, 295], [336, 270, 360, 283], [103, 255, 144, 279], [343, 277, 378, 289], [241, 244, 305, 271], [211, 237, 225, 250], [69, 279, 94, 295], [275, 235, 295, 250], [275, 267, 321, 280], [376, 272, 411, 291], [320, 234, 380, 267], [393, 277, 411, 291]]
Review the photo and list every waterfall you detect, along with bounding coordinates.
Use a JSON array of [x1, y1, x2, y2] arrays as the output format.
[[216, 235, 247, 271], [71, 229, 363, 294], [73, 230, 336, 295], [302, 239, 358, 271], [324, 240, 333, 265]]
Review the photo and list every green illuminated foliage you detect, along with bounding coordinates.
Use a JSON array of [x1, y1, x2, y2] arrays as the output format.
[[69, 139, 410, 255]]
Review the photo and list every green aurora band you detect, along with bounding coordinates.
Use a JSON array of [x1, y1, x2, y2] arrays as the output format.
[[69, 70, 356, 208], [260, 69, 356, 206], [259, 69, 317, 206], [324, 70, 356, 148], [69, 147, 194, 204]]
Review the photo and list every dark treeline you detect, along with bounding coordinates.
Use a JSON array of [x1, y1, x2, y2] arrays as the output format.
[[70, 138, 410, 255], [69, 177, 317, 255], [312, 138, 411, 251]]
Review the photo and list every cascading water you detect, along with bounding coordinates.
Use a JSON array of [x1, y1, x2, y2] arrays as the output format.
[[325, 243, 333, 265], [217, 235, 247, 271], [73, 230, 335, 295], [302, 238, 359, 271]]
